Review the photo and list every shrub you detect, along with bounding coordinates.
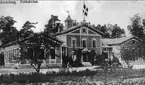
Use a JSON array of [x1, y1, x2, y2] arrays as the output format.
[[0, 69, 97, 84]]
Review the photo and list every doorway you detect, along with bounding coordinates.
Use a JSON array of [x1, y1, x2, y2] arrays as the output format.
[[82, 53, 88, 62], [103, 52, 109, 60]]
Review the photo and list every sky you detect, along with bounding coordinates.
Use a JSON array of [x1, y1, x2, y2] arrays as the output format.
[[0, 0, 145, 35]]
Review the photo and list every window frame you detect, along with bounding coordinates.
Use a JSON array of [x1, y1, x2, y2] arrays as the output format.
[[82, 38, 87, 48], [71, 37, 76, 48], [50, 47, 55, 59], [92, 38, 96, 48], [81, 28, 87, 34], [132, 40, 135, 44]]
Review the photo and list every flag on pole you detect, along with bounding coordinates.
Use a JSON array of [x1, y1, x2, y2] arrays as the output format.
[[67, 11, 70, 15], [83, 4, 88, 16]]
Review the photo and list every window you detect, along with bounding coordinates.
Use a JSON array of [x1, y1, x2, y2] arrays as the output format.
[[92, 39, 96, 48], [71, 38, 76, 48], [82, 28, 87, 34], [82, 39, 87, 48], [103, 52, 109, 59], [72, 40, 76, 47], [132, 40, 135, 44], [50, 47, 55, 59]]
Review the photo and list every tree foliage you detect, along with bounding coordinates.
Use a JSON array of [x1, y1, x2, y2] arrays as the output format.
[[0, 16, 16, 32], [121, 41, 142, 63], [128, 14, 144, 39], [111, 24, 125, 38], [44, 15, 64, 35], [0, 16, 63, 73], [96, 24, 110, 38], [120, 14, 145, 63], [95, 24, 125, 38], [0, 16, 18, 44], [19, 21, 37, 39], [19, 32, 49, 73]]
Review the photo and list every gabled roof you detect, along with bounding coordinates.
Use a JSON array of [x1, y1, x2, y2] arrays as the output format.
[[1, 34, 63, 48], [19, 35, 63, 45], [102, 36, 142, 46], [54, 23, 104, 36]]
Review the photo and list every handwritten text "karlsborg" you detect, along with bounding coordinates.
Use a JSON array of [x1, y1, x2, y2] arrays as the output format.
[[0, 0, 38, 4]]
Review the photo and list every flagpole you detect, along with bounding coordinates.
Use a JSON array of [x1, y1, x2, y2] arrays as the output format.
[[83, 0, 85, 22]]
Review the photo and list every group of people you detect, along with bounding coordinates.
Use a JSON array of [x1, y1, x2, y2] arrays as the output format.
[[62, 55, 82, 68]]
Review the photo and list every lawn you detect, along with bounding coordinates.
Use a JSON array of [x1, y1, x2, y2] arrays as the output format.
[[1, 67, 145, 84]]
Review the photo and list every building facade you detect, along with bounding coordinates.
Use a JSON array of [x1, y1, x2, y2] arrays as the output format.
[[0, 35, 63, 67], [102, 36, 143, 67], [0, 15, 114, 67], [55, 15, 110, 64]]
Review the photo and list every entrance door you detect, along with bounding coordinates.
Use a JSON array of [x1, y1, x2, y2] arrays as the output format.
[[103, 52, 109, 59], [83, 53, 88, 62]]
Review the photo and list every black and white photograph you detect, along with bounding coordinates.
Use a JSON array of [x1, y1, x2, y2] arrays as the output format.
[[0, 0, 145, 85]]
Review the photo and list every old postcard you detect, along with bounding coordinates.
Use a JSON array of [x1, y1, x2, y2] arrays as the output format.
[[0, 0, 145, 85]]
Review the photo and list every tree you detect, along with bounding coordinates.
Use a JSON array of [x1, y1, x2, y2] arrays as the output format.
[[120, 40, 143, 65], [73, 48, 83, 67], [18, 32, 63, 73], [95, 24, 125, 38], [0, 16, 63, 73], [111, 24, 125, 38], [18, 21, 54, 73], [0, 16, 16, 32], [128, 14, 144, 39], [0, 16, 18, 45], [44, 15, 64, 35], [19, 21, 38, 39], [95, 24, 110, 38], [121, 14, 145, 63], [19, 33, 45, 73], [95, 52, 107, 66]]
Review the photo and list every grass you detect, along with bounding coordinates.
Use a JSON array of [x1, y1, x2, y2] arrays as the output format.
[[1, 68, 145, 84], [0, 69, 97, 84], [92, 68, 145, 81]]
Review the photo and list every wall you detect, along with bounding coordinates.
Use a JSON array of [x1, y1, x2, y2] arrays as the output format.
[[120, 38, 142, 61], [3, 44, 62, 67], [66, 34, 101, 54]]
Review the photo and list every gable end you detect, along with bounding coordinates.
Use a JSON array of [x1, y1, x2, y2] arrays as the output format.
[[71, 29, 80, 34], [88, 30, 96, 34]]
